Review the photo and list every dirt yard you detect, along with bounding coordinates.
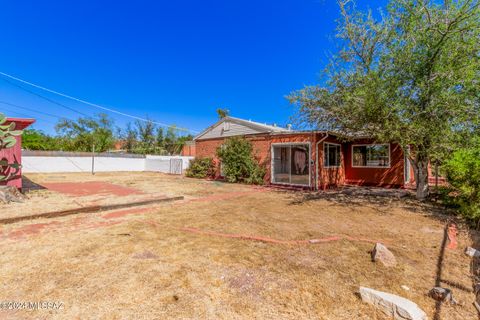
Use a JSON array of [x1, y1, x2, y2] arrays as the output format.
[[0, 172, 477, 319]]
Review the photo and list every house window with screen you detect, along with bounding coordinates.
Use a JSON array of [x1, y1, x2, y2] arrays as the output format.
[[324, 143, 341, 167], [352, 144, 390, 167]]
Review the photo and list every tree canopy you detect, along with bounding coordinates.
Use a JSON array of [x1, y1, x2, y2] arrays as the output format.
[[55, 113, 115, 152], [289, 0, 480, 199]]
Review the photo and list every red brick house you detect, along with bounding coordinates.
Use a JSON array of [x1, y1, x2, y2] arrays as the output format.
[[194, 116, 414, 189], [0, 118, 35, 190]]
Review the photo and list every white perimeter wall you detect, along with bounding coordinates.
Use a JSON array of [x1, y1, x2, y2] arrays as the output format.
[[22, 155, 194, 174], [144, 155, 193, 173]]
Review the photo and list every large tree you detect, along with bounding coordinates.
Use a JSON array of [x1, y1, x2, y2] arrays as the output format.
[[289, 0, 480, 200], [55, 113, 115, 152]]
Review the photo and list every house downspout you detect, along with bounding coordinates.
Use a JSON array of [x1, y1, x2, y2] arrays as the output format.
[[315, 133, 329, 191]]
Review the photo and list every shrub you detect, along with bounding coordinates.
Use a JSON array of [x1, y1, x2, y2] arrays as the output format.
[[185, 157, 215, 178], [216, 137, 265, 185], [443, 142, 480, 223]]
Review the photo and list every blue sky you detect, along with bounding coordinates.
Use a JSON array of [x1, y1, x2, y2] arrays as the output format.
[[0, 0, 386, 135]]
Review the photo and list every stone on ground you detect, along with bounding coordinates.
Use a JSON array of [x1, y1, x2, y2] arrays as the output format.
[[0, 186, 26, 204], [465, 247, 480, 258], [359, 287, 427, 320], [429, 287, 455, 304], [371, 242, 397, 267]]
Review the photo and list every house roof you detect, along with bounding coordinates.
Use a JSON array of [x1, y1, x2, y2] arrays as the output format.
[[6, 118, 36, 130], [194, 116, 289, 140], [193, 116, 371, 141]]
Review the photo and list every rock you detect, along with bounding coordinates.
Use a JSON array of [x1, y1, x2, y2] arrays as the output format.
[[371, 243, 397, 267], [0, 186, 26, 204], [359, 287, 427, 320], [429, 287, 456, 304], [401, 285, 410, 291], [465, 247, 480, 258]]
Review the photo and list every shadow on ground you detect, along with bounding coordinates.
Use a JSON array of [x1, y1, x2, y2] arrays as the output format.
[[22, 176, 47, 192], [287, 188, 452, 217]]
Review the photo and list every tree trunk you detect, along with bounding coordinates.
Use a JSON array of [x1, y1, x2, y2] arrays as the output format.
[[411, 156, 429, 201], [0, 186, 26, 204]]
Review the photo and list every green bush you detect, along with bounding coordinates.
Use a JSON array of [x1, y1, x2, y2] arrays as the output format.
[[185, 157, 215, 178], [443, 142, 480, 223], [216, 137, 265, 185]]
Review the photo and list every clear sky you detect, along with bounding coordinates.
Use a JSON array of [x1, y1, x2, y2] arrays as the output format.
[[0, 0, 386, 135]]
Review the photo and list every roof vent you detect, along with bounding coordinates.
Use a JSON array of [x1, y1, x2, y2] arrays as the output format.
[[287, 124, 292, 131]]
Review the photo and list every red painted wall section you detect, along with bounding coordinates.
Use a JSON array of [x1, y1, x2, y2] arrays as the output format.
[[317, 135, 346, 189], [0, 118, 35, 189], [344, 141, 405, 187]]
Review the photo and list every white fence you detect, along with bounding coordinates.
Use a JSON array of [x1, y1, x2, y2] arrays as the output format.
[[144, 155, 193, 174], [22, 151, 194, 174]]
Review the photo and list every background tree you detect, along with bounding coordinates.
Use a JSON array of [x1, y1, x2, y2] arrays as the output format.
[[289, 0, 480, 200], [155, 127, 165, 153], [121, 122, 138, 153], [22, 129, 60, 150], [134, 119, 156, 154], [120, 121, 191, 155], [55, 113, 115, 152], [443, 137, 480, 223], [216, 108, 230, 119]]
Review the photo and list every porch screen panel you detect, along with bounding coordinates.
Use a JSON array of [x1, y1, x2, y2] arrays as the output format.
[[272, 146, 290, 183], [290, 145, 309, 185], [272, 144, 309, 186]]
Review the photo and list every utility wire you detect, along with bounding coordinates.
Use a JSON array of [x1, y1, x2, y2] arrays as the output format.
[[0, 100, 74, 121], [0, 71, 200, 134], [0, 107, 57, 126], [2, 77, 90, 117]]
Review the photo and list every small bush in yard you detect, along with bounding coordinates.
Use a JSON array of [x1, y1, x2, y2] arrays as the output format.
[[216, 137, 265, 185], [443, 141, 480, 223], [185, 157, 215, 178]]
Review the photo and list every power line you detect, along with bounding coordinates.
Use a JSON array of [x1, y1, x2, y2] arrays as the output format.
[[2, 77, 90, 117], [0, 107, 57, 126], [0, 100, 73, 121], [0, 71, 200, 134]]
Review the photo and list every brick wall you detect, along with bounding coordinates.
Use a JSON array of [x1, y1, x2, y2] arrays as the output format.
[[195, 134, 407, 188], [344, 140, 405, 187]]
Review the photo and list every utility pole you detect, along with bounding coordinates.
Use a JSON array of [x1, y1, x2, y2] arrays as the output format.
[[92, 143, 95, 175]]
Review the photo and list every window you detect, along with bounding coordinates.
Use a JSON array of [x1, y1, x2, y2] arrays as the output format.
[[272, 144, 310, 186], [352, 144, 390, 167], [324, 143, 341, 167]]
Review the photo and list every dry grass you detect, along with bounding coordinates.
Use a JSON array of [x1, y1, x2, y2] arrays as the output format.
[[0, 172, 476, 319]]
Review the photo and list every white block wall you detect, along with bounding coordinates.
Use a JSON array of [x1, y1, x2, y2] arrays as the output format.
[[144, 155, 194, 173], [22, 156, 145, 173], [22, 154, 194, 174]]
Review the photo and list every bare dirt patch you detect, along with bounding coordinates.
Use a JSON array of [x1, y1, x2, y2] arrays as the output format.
[[0, 172, 476, 319], [41, 181, 144, 197]]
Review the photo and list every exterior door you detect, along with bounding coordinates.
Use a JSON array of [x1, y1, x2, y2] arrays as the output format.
[[272, 144, 310, 186]]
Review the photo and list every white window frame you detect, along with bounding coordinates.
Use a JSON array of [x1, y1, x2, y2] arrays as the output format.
[[270, 142, 311, 187], [351, 144, 391, 168], [323, 142, 341, 168]]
